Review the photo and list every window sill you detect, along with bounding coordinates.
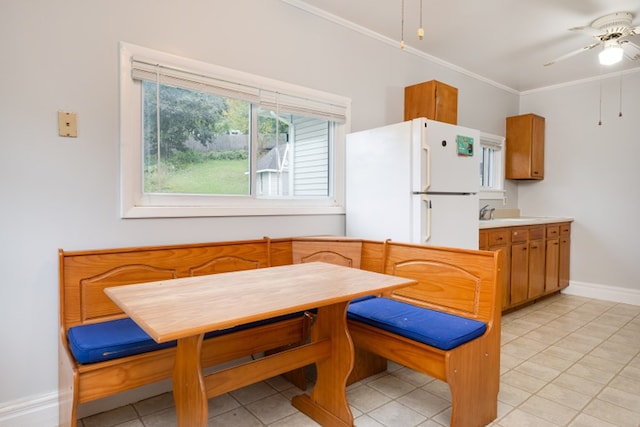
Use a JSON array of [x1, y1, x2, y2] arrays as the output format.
[[479, 189, 505, 201], [121, 204, 346, 218]]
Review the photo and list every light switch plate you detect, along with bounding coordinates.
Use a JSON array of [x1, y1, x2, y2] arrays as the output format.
[[58, 111, 78, 137]]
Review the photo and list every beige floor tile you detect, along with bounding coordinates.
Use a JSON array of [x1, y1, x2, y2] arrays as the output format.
[[367, 400, 427, 426], [519, 395, 578, 425], [347, 384, 393, 413], [597, 385, 640, 414], [269, 411, 321, 426], [608, 373, 640, 395], [582, 398, 640, 427], [207, 406, 262, 426], [568, 413, 619, 427], [527, 352, 575, 371], [367, 373, 417, 398], [500, 370, 547, 394], [390, 366, 433, 387], [396, 388, 450, 417], [496, 408, 561, 427], [244, 393, 298, 424], [501, 337, 548, 360], [140, 407, 177, 427], [497, 382, 532, 407], [420, 379, 451, 403], [514, 360, 562, 382], [552, 372, 605, 396], [82, 405, 139, 427], [522, 325, 567, 345], [565, 361, 618, 385], [536, 382, 592, 411]]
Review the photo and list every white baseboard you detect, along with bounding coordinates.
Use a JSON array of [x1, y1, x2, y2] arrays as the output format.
[[0, 391, 58, 427], [562, 280, 640, 306]]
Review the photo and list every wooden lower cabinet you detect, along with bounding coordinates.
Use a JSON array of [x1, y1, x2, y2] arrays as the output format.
[[544, 225, 560, 292], [480, 222, 571, 311], [558, 223, 571, 289], [527, 226, 545, 299], [480, 228, 511, 309]]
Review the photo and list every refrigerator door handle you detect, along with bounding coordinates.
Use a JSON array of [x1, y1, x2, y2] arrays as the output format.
[[423, 196, 432, 244], [422, 143, 431, 192]]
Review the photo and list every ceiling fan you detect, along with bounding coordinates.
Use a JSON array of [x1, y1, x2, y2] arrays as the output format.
[[544, 11, 640, 67]]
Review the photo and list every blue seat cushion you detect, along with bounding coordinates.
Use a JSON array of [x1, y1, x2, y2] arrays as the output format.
[[347, 297, 486, 351], [67, 318, 176, 364], [68, 312, 303, 364]]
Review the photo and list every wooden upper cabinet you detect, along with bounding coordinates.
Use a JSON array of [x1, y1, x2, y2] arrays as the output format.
[[505, 113, 545, 180], [404, 80, 458, 125]]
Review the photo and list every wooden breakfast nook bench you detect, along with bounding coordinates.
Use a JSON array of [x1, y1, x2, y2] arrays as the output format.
[[58, 236, 502, 427]]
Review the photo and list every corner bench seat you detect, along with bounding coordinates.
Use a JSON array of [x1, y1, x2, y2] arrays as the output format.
[[59, 237, 502, 427], [347, 297, 487, 351], [67, 313, 303, 364]]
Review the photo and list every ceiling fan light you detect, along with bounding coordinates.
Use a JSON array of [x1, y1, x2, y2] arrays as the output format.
[[599, 45, 624, 65]]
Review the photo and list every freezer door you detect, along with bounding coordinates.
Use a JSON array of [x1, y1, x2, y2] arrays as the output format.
[[346, 121, 414, 242], [423, 120, 480, 194], [415, 193, 479, 249]]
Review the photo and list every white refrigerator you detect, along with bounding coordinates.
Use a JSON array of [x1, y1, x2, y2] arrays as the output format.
[[345, 118, 480, 249]]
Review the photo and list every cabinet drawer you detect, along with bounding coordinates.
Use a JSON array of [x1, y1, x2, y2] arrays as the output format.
[[529, 226, 544, 240], [488, 229, 509, 246], [560, 223, 571, 236], [511, 228, 528, 243], [546, 225, 560, 239]]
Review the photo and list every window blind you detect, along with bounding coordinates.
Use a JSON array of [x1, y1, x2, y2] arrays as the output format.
[[131, 57, 348, 123]]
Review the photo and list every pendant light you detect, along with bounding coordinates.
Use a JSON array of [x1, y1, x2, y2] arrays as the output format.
[[400, 0, 425, 49]]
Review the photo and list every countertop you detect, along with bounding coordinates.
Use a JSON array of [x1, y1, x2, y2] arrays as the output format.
[[479, 217, 574, 229]]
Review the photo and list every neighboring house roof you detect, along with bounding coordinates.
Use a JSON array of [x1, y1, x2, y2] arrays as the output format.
[[256, 145, 288, 173]]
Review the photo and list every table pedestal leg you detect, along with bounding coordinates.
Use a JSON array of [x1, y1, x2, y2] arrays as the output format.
[[173, 334, 207, 427], [292, 301, 354, 426]]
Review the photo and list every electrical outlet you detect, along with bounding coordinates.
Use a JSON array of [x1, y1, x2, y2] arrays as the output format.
[[58, 111, 78, 137]]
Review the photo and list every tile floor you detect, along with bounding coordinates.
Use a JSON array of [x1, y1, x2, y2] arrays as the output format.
[[79, 293, 640, 427]]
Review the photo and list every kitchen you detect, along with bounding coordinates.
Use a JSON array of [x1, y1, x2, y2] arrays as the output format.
[[0, 0, 639, 425]]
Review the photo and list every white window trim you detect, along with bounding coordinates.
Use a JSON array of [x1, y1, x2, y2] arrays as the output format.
[[479, 132, 505, 200], [119, 42, 351, 218]]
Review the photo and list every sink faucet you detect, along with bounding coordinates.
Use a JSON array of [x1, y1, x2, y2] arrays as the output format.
[[479, 205, 496, 220], [479, 205, 489, 220]]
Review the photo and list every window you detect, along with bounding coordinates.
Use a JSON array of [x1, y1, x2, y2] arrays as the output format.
[[479, 132, 505, 200], [120, 42, 350, 218]]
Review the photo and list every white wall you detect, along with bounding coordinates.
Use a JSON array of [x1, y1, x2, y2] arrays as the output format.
[[519, 71, 640, 297], [0, 0, 519, 423]]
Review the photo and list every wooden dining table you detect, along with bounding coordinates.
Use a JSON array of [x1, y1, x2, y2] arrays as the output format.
[[105, 261, 415, 426]]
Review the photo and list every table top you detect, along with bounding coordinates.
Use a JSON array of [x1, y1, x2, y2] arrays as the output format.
[[105, 262, 415, 342]]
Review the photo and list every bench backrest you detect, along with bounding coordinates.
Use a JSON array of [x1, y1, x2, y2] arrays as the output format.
[[60, 236, 499, 330], [59, 238, 272, 328], [382, 241, 501, 325]]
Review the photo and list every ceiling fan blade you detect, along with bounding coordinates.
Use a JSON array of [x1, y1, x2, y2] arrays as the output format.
[[569, 25, 603, 37], [544, 41, 601, 66], [624, 25, 640, 36], [620, 40, 640, 60]]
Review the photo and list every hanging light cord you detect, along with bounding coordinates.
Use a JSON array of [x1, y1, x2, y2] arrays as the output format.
[[418, 0, 424, 39], [400, 0, 405, 49], [618, 71, 623, 118]]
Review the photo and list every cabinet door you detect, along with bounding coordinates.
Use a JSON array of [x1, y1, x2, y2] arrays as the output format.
[[481, 228, 511, 309], [545, 238, 560, 292], [510, 242, 529, 305], [559, 236, 571, 289], [491, 243, 511, 309], [505, 114, 545, 180], [404, 80, 458, 125], [528, 239, 545, 298]]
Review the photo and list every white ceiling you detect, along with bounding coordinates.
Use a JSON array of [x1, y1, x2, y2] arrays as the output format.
[[285, 0, 640, 92]]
